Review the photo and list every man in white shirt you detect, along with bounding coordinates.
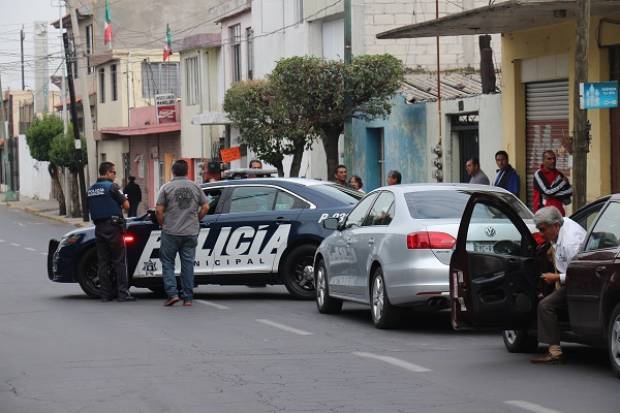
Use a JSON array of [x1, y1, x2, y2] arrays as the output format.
[[531, 206, 587, 364]]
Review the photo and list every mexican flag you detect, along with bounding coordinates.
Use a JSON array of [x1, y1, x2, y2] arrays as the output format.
[[163, 24, 172, 61], [103, 0, 112, 46]]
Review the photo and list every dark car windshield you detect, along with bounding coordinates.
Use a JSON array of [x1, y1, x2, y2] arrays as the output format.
[[405, 190, 533, 220], [311, 184, 363, 204]]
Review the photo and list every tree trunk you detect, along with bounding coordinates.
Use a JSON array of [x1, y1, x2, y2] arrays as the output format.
[[321, 127, 342, 181], [288, 144, 305, 178], [48, 164, 66, 216], [273, 160, 285, 177], [69, 170, 81, 218]]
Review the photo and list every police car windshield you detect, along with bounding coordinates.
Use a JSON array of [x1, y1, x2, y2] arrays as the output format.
[[312, 184, 363, 204]]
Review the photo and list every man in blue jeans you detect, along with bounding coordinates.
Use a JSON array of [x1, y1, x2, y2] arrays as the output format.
[[156, 160, 209, 307]]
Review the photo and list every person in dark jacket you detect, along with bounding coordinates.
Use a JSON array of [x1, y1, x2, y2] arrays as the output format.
[[493, 150, 521, 197], [88, 162, 134, 302], [123, 176, 142, 217]]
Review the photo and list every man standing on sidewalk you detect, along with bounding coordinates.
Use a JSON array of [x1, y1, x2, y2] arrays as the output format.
[[88, 162, 135, 302], [123, 176, 142, 217], [156, 160, 210, 307]]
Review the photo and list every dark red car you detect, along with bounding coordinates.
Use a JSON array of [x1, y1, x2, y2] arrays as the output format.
[[449, 192, 620, 378]]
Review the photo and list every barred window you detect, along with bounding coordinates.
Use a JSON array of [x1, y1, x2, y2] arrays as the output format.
[[141, 62, 180, 99], [184, 56, 199, 106]]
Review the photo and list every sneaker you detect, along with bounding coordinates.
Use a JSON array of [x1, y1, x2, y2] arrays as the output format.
[[117, 296, 137, 302], [164, 296, 180, 307], [183, 300, 193, 307]]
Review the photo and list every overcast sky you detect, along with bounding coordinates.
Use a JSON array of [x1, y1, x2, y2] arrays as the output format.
[[0, 0, 63, 92]]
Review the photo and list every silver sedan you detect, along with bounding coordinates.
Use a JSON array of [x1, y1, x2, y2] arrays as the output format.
[[314, 184, 535, 329]]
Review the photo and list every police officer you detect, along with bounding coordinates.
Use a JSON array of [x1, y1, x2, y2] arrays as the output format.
[[87, 162, 135, 302]]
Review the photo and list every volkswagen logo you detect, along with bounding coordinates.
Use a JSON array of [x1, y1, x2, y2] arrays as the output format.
[[485, 227, 496, 238]]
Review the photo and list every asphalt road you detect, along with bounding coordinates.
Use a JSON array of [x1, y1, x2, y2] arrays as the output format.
[[0, 205, 618, 413]]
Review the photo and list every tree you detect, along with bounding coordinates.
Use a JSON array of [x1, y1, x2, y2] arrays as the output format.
[[223, 80, 315, 177], [49, 126, 87, 218], [270, 55, 404, 178], [25, 115, 66, 215]]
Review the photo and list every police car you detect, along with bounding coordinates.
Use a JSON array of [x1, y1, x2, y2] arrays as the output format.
[[47, 178, 362, 299]]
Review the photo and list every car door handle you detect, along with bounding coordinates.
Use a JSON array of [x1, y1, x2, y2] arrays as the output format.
[[345, 237, 352, 245], [368, 238, 375, 246], [275, 217, 290, 224], [595, 265, 607, 277]]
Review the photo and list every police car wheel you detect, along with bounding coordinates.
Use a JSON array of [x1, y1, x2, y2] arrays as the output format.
[[315, 258, 342, 314], [502, 329, 538, 353], [282, 244, 317, 300], [77, 248, 102, 298]]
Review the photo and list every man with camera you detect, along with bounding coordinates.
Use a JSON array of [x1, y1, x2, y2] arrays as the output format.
[[87, 162, 135, 302]]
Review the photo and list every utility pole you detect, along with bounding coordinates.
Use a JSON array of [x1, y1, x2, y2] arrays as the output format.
[[57, 1, 67, 133], [20, 26, 25, 91], [63, 32, 90, 222], [573, 0, 590, 210], [68, 0, 97, 185], [343, 0, 352, 172]]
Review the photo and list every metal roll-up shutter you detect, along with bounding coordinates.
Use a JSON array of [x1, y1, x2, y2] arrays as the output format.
[[525, 80, 570, 208]]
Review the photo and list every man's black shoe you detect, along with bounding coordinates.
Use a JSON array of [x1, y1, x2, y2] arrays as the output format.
[[117, 296, 137, 302], [164, 296, 180, 306]]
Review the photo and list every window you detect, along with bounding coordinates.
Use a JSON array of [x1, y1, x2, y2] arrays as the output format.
[[294, 0, 304, 23], [311, 184, 363, 204], [275, 190, 309, 210], [466, 203, 527, 256], [229, 186, 278, 213], [184, 56, 199, 105], [85, 24, 94, 74], [405, 190, 532, 221], [230, 24, 241, 82], [585, 202, 620, 251], [572, 199, 607, 231], [98, 67, 105, 103], [203, 188, 222, 215], [141, 62, 180, 99], [344, 193, 378, 229], [110, 64, 118, 101], [246, 27, 254, 80], [365, 192, 395, 226]]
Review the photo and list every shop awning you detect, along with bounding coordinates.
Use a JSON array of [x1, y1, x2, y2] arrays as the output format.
[[376, 0, 620, 39], [191, 112, 232, 125], [100, 122, 181, 137]]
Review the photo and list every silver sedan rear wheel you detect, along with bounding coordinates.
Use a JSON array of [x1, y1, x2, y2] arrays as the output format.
[[370, 267, 399, 329]]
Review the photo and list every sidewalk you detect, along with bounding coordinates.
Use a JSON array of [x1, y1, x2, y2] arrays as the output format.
[[1, 195, 91, 228]]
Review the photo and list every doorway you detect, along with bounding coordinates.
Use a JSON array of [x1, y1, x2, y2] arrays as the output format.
[[365, 127, 384, 191], [452, 113, 480, 183]]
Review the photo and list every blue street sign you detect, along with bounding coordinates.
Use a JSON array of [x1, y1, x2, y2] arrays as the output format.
[[579, 81, 619, 109]]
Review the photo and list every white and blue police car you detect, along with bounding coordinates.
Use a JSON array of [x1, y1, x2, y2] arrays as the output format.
[[48, 178, 362, 299]]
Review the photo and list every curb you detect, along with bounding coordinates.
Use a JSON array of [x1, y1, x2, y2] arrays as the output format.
[[2, 202, 88, 228]]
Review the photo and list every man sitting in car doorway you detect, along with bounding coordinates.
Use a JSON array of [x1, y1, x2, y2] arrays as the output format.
[[531, 206, 586, 364]]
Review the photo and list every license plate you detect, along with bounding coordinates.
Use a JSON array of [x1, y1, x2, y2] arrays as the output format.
[[474, 242, 494, 253]]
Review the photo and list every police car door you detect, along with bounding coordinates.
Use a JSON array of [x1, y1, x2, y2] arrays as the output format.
[[209, 185, 303, 275], [450, 192, 539, 330]]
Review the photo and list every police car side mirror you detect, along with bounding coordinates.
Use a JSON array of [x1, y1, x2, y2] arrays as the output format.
[[323, 217, 341, 231]]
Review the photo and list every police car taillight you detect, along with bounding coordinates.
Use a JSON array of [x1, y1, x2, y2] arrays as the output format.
[[123, 234, 136, 244]]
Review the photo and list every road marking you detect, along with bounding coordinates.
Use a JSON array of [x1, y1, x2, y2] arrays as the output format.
[[24, 247, 36, 252], [10, 243, 20, 247], [0, 239, 5, 243], [40, 252, 48, 256], [256, 319, 313, 336], [195, 300, 230, 310], [505, 400, 563, 413], [17, 222, 24, 227], [352, 352, 431, 373]]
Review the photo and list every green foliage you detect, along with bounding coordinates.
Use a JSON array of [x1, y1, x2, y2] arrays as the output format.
[[25, 114, 64, 162], [49, 125, 87, 172], [224, 80, 314, 176]]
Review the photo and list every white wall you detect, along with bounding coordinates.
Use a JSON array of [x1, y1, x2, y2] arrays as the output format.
[[425, 93, 503, 184], [18, 134, 52, 200]]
